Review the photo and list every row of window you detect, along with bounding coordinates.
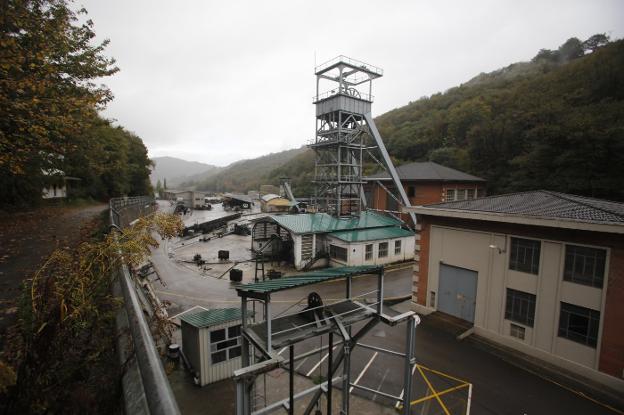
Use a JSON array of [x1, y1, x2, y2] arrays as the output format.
[[330, 240, 402, 262], [509, 237, 607, 288], [210, 325, 242, 364], [505, 289, 600, 348], [445, 188, 485, 202]]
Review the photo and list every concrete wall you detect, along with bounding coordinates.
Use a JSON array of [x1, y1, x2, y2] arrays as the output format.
[[413, 215, 624, 391]]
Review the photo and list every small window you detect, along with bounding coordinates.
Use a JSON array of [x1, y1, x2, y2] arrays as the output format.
[[378, 242, 388, 258], [228, 325, 241, 338], [558, 302, 600, 348], [505, 288, 536, 327], [365, 244, 373, 260], [407, 186, 415, 198], [211, 350, 227, 364], [210, 324, 243, 364], [445, 189, 455, 202], [477, 188, 486, 198], [457, 189, 467, 201], [466, 189, 475, 199], [563, 245, 606, 288], [394, 240, 401, 255], [509, 237, 540, 275], [510, 323, 526, 340], [329, 244, 348, 262], [228, 346, 242, 359], [210, 328, 225, 343]]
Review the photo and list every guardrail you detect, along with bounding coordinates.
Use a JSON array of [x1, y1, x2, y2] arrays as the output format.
[[109, 197, 181, 415]]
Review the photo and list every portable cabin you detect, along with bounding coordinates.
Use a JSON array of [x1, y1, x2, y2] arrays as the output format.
[[181, 308, 251, 386]]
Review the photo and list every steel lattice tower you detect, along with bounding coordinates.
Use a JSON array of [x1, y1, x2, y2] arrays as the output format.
[[311, 56, 383, 217]]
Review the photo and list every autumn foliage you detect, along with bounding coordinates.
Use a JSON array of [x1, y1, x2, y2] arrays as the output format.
[[1, 212, 183, 413]]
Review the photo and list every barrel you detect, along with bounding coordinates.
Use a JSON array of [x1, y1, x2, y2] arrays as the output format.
[[230, 268, 243, 282]]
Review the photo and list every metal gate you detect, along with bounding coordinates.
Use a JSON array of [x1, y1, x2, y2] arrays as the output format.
[[438, 264, 478, 323]]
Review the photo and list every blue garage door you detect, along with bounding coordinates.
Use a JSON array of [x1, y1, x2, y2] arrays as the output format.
[[438, 264, 478, 323]]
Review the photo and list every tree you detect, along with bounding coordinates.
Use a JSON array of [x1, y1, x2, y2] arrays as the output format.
[[583, 33, 610, 53], [156, 180, 163, 196], [163, 178, 167, 190], [0, 0, 118, 206], [558, 37, 584, 62]]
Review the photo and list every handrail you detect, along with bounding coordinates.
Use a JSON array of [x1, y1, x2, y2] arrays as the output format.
[[110, 196, 181, 415]]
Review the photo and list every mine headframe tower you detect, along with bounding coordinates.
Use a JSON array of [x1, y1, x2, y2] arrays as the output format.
[[310, 56, 416, 225], [311, 56, 383, 218]]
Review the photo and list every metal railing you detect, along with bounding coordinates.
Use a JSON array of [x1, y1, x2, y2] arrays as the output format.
[[315, 55, 384, 76], [313, 88, 374, 103], [109, 196, 181, 415]]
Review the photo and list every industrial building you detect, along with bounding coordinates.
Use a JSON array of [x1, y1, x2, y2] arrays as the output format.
[[162, 189, 208, 208], [180, 308, 251, 386], [405, 190, 624, 392], [365, 161, 486, 224], [260, 193, 291, 213], [252, 211, 414, 270]]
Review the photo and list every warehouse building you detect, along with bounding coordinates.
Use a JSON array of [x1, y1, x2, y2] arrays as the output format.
[[404, 190, 624, 391]]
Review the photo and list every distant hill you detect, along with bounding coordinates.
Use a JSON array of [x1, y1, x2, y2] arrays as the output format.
[[182, 147, 308, 192], [150, 156, 222, 187]]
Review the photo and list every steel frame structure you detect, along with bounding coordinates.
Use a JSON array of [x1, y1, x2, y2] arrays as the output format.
[[233, 267, 420, 415], [310, 56, 416, 224]]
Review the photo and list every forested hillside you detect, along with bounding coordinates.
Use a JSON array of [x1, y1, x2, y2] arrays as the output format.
[[0, 1, 153, 209], [269, 35, 624, 200], [184, 147, 308, 192]]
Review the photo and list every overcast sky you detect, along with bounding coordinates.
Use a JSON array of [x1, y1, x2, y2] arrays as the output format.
[[78, 0, 623, 167]]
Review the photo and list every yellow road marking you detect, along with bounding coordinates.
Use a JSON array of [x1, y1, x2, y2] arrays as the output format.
[[409, 383, 469, 406], [416, 365, 451, 415], [419, 364, 471, 385]]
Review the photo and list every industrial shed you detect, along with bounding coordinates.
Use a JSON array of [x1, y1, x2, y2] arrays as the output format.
[[260, 193, 291, 213], [252, 211, 415, 269], [181, 308, 252, 386]]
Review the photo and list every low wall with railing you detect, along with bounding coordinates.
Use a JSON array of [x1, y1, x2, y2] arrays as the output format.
[[109, 196, 180, 415]]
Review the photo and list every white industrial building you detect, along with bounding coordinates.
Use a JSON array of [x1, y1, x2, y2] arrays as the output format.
[[251, 211, 415, 270], [405, 190, 624, 392], [180, 308, 251, 387]]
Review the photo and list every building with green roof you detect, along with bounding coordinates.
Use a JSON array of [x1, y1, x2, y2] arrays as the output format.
[[251, 211, 415, 269]]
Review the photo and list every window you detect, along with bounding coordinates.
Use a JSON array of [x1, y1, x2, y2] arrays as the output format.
[[365, 244, 373, 260], [509, 237, 540, 274], [505, 288, 536, 327], [466, 189, 475, 199], [394, 240, 402, 255], [558, 303, 600, 347], [563, 245, 606, 288], [210, 325, 242, 364], [477, 188, 486, 198], [378, 242, 388, 258], [445, 189, 455, 202], [457, 189, 467, 201], [407, 186, 415, 198], [510, 323, 526, 340], [329, 244, 348, 262], [386, 192, 398, 211]]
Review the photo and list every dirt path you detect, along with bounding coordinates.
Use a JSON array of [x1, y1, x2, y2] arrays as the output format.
[[0, 203, 107, 351]]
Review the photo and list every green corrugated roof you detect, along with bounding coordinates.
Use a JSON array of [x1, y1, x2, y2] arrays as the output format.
[[269, 211, 401, 234], [180, 308, 242, 328], [236, 265, 382, 295], [329, 226, 415, 242]]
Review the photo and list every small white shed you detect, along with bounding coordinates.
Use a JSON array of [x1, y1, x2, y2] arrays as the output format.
[[180, 308, 248, 386]]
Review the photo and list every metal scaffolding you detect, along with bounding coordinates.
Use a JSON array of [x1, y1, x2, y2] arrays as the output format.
[[233, 266, 420, 415]]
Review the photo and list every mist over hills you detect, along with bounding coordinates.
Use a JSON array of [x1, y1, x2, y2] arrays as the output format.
[[149, 156, 222, 187]]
